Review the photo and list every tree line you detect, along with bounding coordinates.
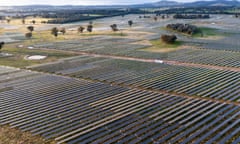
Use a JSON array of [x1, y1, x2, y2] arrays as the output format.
[[173, 14, 210, 19], [166, 23, 198, 35], [155, 6, 238, 15]]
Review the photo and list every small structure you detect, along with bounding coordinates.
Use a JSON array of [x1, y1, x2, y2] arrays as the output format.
[[0, 53, 13, 57], [154, 60, 164, 64], [25, 55, 47, 60]]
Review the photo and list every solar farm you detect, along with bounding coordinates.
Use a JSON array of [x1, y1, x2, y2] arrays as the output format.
[[0, 14, 240, 144]]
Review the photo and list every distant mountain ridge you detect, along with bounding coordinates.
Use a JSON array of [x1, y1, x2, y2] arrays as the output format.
[[147, 0, 240, 7], [1, 0, 240, 9], [183, 0, 240, 7], [151, 0, 182, 6]]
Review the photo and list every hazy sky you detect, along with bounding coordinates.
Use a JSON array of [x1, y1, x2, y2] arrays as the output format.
[[0, 0, 209, 6]]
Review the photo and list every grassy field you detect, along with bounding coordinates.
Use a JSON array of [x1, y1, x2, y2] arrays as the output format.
[[79, 31, 128, 37], [194, 27, 218, 37], [140, 39, 183, 53], [164, 26, 226, 40], [0, 45, 77, 68], [7, 17, 52, 25], [23, 30, 128, 46], [0, 125, 56, 144], [0, 28, 4, 34]]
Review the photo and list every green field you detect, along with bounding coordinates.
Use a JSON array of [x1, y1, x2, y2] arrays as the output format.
[[0, 46, 77, 68]]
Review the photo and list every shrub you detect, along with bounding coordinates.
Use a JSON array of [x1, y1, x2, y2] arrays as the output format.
[[25, 33, 32, 39], [87, 25, 93, 32], [59, 28, 66, 35], [27, 26, 34, 32], [161, 34, 177, 44], [110, 24, 118, 31], [78, 26, 85, 33]]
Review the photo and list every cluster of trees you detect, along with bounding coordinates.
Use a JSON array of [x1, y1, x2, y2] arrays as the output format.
[[23, 18, 135, 40], [155, 6, 237, 15], [51, 27, 66, 38], [139, 15, 169, 21], [109, 20, 133, 32], [161, 34, 177, 44], [47, 15, 99, 24], [2, 17, 42, 25], [156, 14, 170, 19], [166, 23, 198, 35], [173, 14, 210, 19], [50, 24, 93, 38], [139, 15, 151, 18], [41, 9, 131, 24]]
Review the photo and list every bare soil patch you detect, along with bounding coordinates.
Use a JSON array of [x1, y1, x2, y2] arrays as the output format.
[[0, 125, 56, 144]]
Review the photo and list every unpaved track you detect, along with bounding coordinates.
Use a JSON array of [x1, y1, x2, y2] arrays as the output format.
[[36, 48, 240, 73]]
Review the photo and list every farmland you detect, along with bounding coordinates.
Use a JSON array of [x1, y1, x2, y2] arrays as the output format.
[[0, 11, 240, 144]]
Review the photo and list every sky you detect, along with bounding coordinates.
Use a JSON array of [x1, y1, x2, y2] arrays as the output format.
[[0, 0, 209, 6]]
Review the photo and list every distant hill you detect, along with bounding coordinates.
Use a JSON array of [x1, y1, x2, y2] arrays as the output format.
[[184, 0, 240, 7], [151, 0, 182, 6], [2, 0, 240, 10], [131, 0, 240, 8], [131, 0, 181, 8]]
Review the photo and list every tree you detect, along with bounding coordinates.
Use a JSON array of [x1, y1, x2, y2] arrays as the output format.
[[0, 42, 5, 51], [78, 26, 85, 33], [59, 27, 66, 35], [25, 32, 32, 39], [51, 27, 59, 38], [161, 34, 177, 44], [32, 20, 36, 24], [27, 26, 34, 32], [41, 21, 47, 24], [128, 20, 133, 27], [53, 32, 58, 38], [154, 17, 158, 21], [22, 19, 25, 24], [110, 24, 118, 32], [87, 25, 93, 32], [6, 19, 10, 24]]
